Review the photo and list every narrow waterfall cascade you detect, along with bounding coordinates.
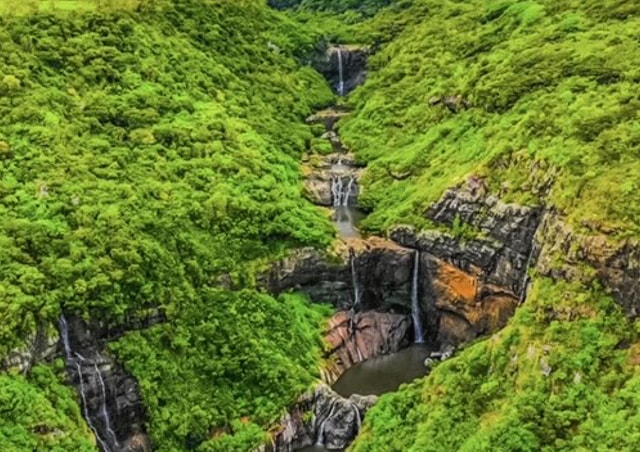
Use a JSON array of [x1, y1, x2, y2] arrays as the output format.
[[331, 176, 344, 207], [337, 47, 344, 96], [349, 248, 362, 309], [411, 251, 425, 343], [59, 316, 115, 452]]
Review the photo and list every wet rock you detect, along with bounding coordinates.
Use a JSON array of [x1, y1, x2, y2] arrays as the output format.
[[303, 153, 361, 207], [306, 108, 350, 131], [390, 184, 542, 345], [257, 384, 376, 452], [60, 316, 148, 452], [314, 384, 376, 450], [322, 310, 411, 383], [313, 45, 368, 95], [263, 238, 415, 312]]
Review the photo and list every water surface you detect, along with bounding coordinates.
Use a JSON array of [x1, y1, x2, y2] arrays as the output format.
[[332, 344, 433, 398]]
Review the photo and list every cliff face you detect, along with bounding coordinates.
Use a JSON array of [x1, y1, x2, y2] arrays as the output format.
[[266, 182, 543, 346]]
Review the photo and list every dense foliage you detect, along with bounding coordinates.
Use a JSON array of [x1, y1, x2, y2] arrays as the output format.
[[340, 0, 640, 237], [0, 0, 337, 449], [112, 292, 331, 450], [0, 363, 95, 450], [342, 1, 640, 450]]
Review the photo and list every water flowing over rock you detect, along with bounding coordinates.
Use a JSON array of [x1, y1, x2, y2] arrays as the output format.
[[255, 384, 376, 452], [313, 45, 368, 96], [58, 315, 149, 452], [263, 238, 415, 312], [411, 251, 425, 343], [305, 153, 361, 207]]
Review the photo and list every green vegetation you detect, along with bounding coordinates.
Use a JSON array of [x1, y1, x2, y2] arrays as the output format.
[[352, 279, 640, 451], [340, 0, 640, 237], [0, 0, 337, 449], [0, 362, 95, 450], [3, 0, 640, 450], [112, 292, 331, 450]]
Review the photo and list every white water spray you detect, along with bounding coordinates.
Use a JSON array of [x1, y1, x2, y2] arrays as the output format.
[[337, 47, 345, 96], [411, 251, 425, 343]]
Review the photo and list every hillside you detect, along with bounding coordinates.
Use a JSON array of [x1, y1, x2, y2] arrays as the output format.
[[2, 0, 640, 451], [341, 0, 640, 450], [0, 0, 336, 450]]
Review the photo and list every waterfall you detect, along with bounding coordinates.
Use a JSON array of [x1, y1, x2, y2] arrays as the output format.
[[337, 47, 345, 96], [411, 251, 425, 343], [349, 249, 361, 309], [332, 175, 356, 207], [316, 399, 338, 446], [342, 176, 356, 207], [331, 176, 344, 207], [95, 363, 118, 445], [59, 315, 116, 452]]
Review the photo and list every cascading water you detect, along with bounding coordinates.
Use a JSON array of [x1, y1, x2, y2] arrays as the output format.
[[337, 47, 345, 96], [342, 176, 356, 207], [331, 176, 344, 207], [349, 248, 362, 309], [331, 175, 356, 207], [316, 399, 338, 446], [411, 251, 425, 343], [59, 315, 117, 452]]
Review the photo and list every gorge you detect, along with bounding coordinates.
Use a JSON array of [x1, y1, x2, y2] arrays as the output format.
[[2, 0, 640, 451]]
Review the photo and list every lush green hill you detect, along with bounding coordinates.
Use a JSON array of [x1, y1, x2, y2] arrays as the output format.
[[0, 0, 335, 449], [340, 0, 640, 450], [341, 0, 640, 237]]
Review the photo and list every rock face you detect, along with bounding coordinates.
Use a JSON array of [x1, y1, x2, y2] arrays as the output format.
[[256, 384, 377, 452], [313, 45, 368, 95], [255, 310, 407, 452], [534, 212, 640, 317], [60, 316, 149, 452], [322, 310, 411, 383], [1, 322, 59, 373], [391, 183, 543, 345], [264, 238, 415, 313]]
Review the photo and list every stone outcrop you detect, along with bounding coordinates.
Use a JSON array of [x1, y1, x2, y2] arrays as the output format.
[[61, 316, 149, 452], [255, 310, 407, 452], [1, 322, 59, 373], [256, 384, 377, 452], [263, 237, 415, 313], [391, 183, 542, 345], [534, 212, 640, 317], [313, 45, 368, 96], [322, 310, 411, 383]]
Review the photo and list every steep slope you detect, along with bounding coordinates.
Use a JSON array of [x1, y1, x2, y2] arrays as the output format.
[[339, 0, 640, 450], [0, 0, 337, 450]]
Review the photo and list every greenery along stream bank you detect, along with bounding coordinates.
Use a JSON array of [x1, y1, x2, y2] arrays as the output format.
[[3, 0, 640, 451]]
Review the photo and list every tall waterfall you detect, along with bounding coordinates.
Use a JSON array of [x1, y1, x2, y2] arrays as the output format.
[[349, 248, 362, 309], [337, 47, 345, 96], [59, 315, 117, 452], [411, 251, 425, 343]]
